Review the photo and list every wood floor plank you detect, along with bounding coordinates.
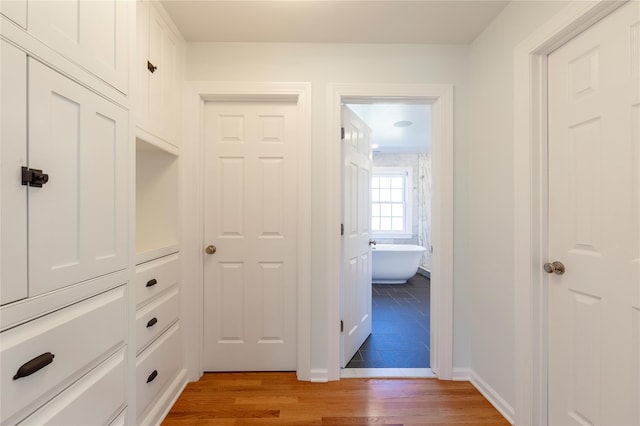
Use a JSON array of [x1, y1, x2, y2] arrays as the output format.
[[162, 372, 510, 426]]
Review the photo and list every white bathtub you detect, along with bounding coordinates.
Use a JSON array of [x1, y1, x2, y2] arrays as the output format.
[[371, 244, 427, 284]]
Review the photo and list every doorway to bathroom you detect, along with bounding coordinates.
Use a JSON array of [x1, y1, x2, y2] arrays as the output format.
[[341, 101, 433, 374], [328, 83, 453, 381]]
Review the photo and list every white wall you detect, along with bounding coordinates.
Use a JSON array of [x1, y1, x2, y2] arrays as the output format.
[[186, 43, 472, 372], [468, 0, 569, 415]]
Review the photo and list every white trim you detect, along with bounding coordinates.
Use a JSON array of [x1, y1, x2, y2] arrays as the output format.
[[326, 83, 454, 381], [513, 1, 628, 424], [452, 367, 471, 381], [470, 370, 515, 425], [181, 81, 312, 381]]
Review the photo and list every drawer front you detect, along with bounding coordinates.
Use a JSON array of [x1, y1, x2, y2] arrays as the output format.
[[19, 348, 126, 425], [1, 286, 126, 424], [136, 322, 181, 419], [135, 254, 179, 307], [136, 287, 179, 354]]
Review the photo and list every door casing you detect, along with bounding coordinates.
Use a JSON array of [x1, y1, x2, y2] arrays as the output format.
[[513, 1, 630, 424], [327, 84, 454, 380]]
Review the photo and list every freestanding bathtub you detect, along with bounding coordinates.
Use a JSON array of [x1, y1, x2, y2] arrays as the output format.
[[372, 244, 427, 284]]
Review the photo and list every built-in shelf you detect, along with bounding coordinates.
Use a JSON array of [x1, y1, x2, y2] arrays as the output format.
[[136, 138, 179, 263]]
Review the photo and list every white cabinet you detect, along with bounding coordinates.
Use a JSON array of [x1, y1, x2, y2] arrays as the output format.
[[27, 0, 130, 93], [137, 1, 180, 147], [0, 54, 129, 305], [1, 2, 132, 424]]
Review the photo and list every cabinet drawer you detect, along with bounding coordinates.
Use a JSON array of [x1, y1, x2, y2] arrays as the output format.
[[136, 322, 181, 419], [0, 286, 126, 424], [19, 348, 126, 425], [135, 254, 179, 307], [136, 287, 179, 354]]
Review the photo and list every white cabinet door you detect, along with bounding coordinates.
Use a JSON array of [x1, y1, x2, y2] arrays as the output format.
[[1, 0, 27, 28], [137, 1, 179, 146], [28, 0, 129, 93], [28, 59, 128, 297], [0, 40, 28, 305]]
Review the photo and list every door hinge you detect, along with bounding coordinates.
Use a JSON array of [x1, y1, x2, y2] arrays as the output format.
[[341, 223, 344, 236], [340, 320, 344, 332], [341, 127, 345, 140], [21, 166, 49, 187]]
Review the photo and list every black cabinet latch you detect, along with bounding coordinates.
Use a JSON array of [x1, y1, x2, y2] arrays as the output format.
[[147, 60, 157, 73], [21, 167, 49, 187]]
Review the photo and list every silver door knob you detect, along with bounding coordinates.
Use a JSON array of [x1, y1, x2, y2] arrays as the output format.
[[205, 245, 217, 255], [544, 261, 565, 275], [369, 239, 377, 246]]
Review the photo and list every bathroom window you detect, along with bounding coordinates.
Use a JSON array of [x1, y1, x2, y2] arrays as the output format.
[[371, 167, 412, 238]]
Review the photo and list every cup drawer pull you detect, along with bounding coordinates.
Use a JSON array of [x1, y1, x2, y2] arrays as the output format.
[[147, 369, 158, 383], [13, 352, 55, 380], [146, 278, 157, 288], [146, 317, 158, 328]]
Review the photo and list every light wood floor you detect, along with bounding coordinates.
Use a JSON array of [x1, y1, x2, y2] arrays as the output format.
[[162, 372, 510, 425]]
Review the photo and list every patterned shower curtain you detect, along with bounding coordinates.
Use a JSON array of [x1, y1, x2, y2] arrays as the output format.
[[417, 153, 432, 271]]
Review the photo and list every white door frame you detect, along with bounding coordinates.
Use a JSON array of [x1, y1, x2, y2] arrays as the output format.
[[181, 82, 312, 380], [326, 83, 454, 380], [513, 1, 629, 424]]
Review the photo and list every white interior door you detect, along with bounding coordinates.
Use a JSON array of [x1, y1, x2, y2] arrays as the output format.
[[203, 100, 298, 371], [341, 106, 373, 367], [547, 2, 639, 425]]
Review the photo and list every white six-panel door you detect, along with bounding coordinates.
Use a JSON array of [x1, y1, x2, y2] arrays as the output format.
[[203, 100, 298, 371], [341, 106, 373, 367], [547, 2, 639, 424]]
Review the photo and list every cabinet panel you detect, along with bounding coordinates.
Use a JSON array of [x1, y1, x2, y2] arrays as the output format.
[[0, 40, 27, 305], [135, 322, 181, 420], [1, 0, 27, 28], [27, 0, 129, 93], [0, 286, 126, 424], [28, 59, 128, 298], [19, 348, 126, 426]]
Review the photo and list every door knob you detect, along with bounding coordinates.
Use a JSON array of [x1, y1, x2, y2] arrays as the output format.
[[369, 239, 377, 246], [544, 261, 565, 275], [205, 245, 216, 255]]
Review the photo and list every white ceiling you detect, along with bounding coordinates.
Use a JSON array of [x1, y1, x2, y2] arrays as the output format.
[[346, 103, 431, 154], [161, 1, 510, 44]]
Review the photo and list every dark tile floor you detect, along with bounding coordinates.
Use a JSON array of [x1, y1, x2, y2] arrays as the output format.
[[346, 273, 430, 368]]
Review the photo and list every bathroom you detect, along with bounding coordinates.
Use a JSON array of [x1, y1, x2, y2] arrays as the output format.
[[344, 102, 432, 371]]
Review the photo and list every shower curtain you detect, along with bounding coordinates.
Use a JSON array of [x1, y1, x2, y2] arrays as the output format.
[[417, 153, 432, 271]]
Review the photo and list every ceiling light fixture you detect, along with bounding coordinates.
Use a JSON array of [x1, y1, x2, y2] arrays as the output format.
[[394, 120, 413, 127]]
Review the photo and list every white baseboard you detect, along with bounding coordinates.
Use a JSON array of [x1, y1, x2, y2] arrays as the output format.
[[469, 370, 515, 425], [452, 367, 471, 381], [309, 368, 329, 382]]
